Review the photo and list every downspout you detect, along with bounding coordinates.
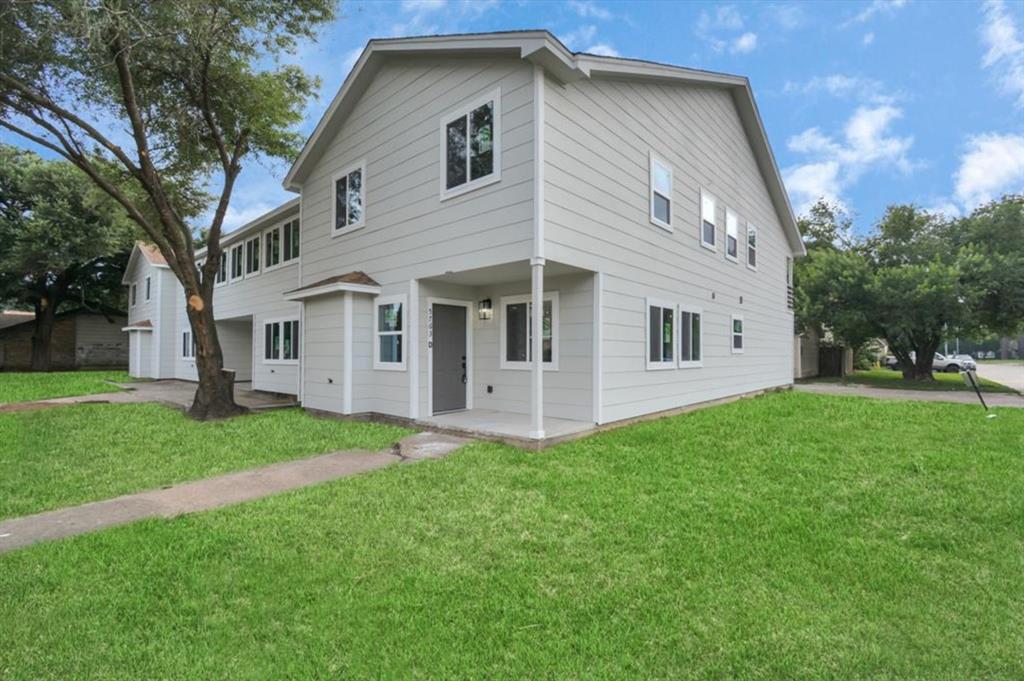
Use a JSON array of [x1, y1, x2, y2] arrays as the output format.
[[530, 63, 546, 440]]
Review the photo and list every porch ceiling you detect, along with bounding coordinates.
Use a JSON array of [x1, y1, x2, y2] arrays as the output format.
[[423, 259, 592, 287]]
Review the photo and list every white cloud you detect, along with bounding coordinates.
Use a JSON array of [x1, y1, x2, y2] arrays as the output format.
[[784, 74, 896, 105], [767, 3, 807, 31], [731, 32, 758, 54], [567, 0, 612, 21], [585, 43, 620, 57], [980, 0, 1024, 108], [863, 31, 875, 45], [697, 5, 755, 55], [923, 200, 962, 218], [954, 133, 1024, 208], [784, 104, 917, 214], [846, 0, 908, 26], [562, 24, 598, 50], [400, 0, 446, 12]]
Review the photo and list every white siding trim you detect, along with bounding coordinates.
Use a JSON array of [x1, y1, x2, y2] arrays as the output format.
[[592, 270, 603, 424], [533, 65, 545, 260], [343, 291, 353, 414], [408, 279, 420, 418]]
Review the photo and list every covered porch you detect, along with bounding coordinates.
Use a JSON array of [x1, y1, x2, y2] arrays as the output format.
[[413, 259, 599, 442]]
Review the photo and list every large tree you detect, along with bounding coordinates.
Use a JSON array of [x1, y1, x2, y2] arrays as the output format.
[[0, 0, 334, 418], [795, 199, 1021, 382], [0, 144, 136, 370]]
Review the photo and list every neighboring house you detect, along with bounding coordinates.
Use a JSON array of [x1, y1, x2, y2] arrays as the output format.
[[125, 31, 805, 441], [0, 309, 127, 370], [0, 310, 34, 331]]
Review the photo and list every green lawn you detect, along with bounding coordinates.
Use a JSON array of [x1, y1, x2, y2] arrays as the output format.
[[0, 370, 132, 404], [978, 358, 1024, 366], [2, 392, 1022, 678], [803, 367, 1017, 393], [0, 404, 410, 519]]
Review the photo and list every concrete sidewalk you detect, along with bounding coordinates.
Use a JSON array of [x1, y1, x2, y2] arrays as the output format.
[[795, 382, 1024, 408], [0, 432, 467, 554]]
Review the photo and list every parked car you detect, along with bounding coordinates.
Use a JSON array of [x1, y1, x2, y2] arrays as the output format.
[[884, 352, 976, 372]]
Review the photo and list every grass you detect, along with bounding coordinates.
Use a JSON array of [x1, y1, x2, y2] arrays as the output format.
[[2, 392, 1023, 679], [0, 404, 410, 519], [0, 370, 132, 404], [978, 358, 1024, 365], [802, 367, 1017, 393]]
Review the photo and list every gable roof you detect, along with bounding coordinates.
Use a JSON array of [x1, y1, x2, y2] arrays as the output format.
[[283, 272, 381, 300], [284, 30, 805, 256], [122, 241, 171, 284]]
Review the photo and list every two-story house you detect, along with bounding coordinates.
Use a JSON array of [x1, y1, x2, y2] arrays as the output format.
[[124, 31, 805, 443]]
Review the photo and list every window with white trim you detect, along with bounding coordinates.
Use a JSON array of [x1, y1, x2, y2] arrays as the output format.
[[646, 298, 675, 370], [333, 162, 364, 235], [265, 218, 300, 269], [215, 252, 227, 285], [181, 330, 196, 359], [500, 292, 558, 370], [264, 319, 299, 362], [229, 243, 244, 281], [747, 224, 758, 269], [130, 283, 137, 307], [725, 209, 739, 262], [731, 315, 744, 354], [700, 190, 717, 250], [245, 236, 260, 276], [442, 90, 499, 197], [678, 307, 702, 368], [144, 276, 151, 301], [373, 295, 405, 370], [650, 154, 672, 230]]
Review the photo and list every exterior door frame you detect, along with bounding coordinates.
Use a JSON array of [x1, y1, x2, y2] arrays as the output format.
[[426, 297, 473, 416]]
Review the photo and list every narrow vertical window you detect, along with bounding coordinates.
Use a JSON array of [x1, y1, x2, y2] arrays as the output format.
[[700, 190, 717, 249], [374, 296, 405, 370], [679, 308, 702, 367], [747, 224, 758, 269], [230, 243, 244, 281], [650, 154, 672, 230], [131, 283, 137, 307], [245, 236, 260, 275], [442, 91, 500, 196], [144, 276, 151, 301], [725, 209, 739, 262], [182, 330, 196, 359], [334, 163, 366, 235], [216, 252, 227, 284], [500, 293, 558, 370], [265, 228, 280, 268], [731, 315, 744, 354], [646, 299, 676, 370], [283, 219, 300, 261]]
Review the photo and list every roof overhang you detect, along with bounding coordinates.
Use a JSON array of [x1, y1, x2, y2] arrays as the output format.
[[122, 320, 153, 332], [283, 30, 805, 257], [122, 243, 170, 284], [283, 272, 382, 301]]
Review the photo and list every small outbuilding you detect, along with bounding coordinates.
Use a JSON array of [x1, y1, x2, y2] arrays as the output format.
[[0, 309, 128, 371]]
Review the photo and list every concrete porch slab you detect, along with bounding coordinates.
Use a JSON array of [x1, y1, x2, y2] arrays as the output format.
[[420, 409, 594, 446]]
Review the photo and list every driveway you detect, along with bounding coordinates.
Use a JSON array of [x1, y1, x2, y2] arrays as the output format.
[[975, 363, 1024, 394]]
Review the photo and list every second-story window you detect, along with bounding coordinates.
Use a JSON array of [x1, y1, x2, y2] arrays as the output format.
[[215, 252, 227, 285], [284, 218, 300, 261], [130, 283, 137, 307], [442, 90, 499, 197], [265, 218, 300, 268], [229, 243, 244, 281], [144, 276, 151, 301], [333, 162, 365, 236], [725, 209, 739, 262], [245, 236, 260, 275], [649, 154, 672, 230], [747, 224, 758, 270], [700, 190, 717, 250]]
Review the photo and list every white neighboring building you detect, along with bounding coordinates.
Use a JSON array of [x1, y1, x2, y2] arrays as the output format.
[[125, 31, 805, 442]]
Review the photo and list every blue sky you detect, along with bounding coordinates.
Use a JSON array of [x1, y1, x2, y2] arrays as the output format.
[[56, 1, 1024, 235]]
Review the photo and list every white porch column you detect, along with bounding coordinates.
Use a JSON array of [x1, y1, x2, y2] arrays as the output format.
[[530, 257, 545, 439], [342, 291, 353, 414]]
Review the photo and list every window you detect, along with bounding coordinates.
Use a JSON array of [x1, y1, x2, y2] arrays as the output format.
[[500, 292, 558, 370], [265, 218, 300, 269], [144, 276, 151, 301], [731, 315, 744, 354], [264, 319, 299, 362], [747, 224, 758, 270], [650, 154, 673, 230], [441, 90, 500, 198], [646, 299, 675, 370], [725, 209, 739, 262], [678, 307, 703, 368], [333, 162, 365, 235], [229, 243, 244, 281], [700, 190, 717, 250], [130, 283, 137, 307], [786, 256, 794, 310], [181, 330, 196, 359], [374, 295, 405, 370], [215, 252, 227, 285], [245, 236, 260, 276]]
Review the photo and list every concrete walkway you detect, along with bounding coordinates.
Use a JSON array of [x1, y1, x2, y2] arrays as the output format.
[[976, 363, 1024, 394], [795, 382, 1024, 408], [0, 432, 467, 554], [0, 379, 296, 414]]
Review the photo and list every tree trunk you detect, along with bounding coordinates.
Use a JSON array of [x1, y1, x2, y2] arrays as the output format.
[[902, 340, 940, 381], [30, 298, 56, 372], [186, 294, 246, 420]]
